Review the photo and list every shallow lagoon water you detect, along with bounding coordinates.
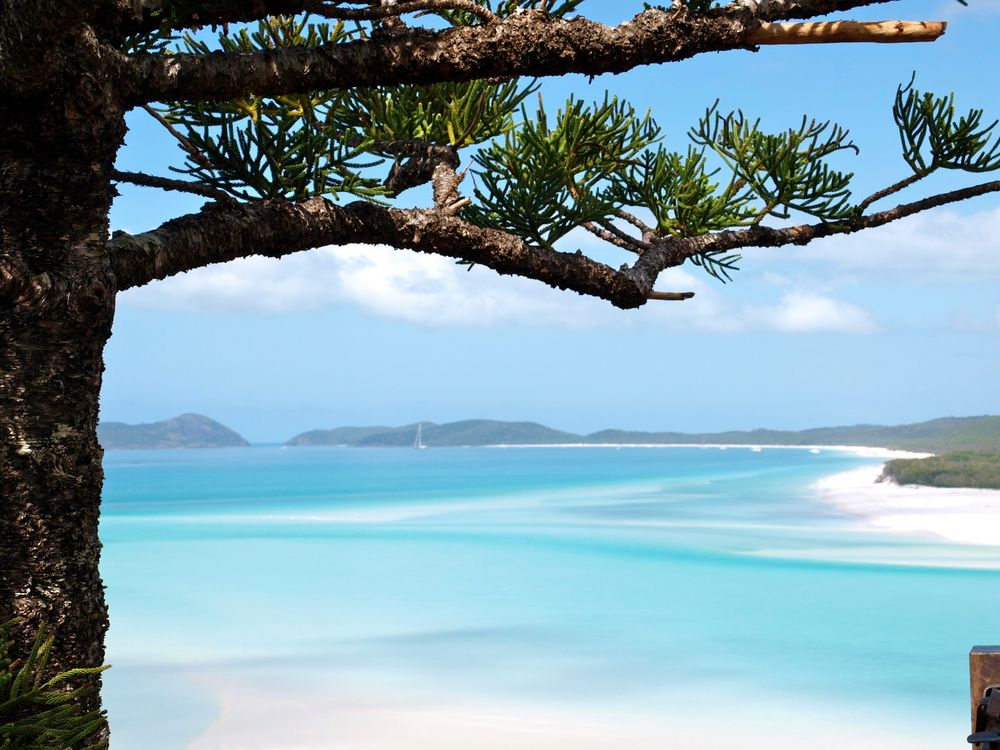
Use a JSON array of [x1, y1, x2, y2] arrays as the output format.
[[100, 446, 1000, 748]]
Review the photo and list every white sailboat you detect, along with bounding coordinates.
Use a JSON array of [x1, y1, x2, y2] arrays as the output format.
[[414, 422, 427, 449]]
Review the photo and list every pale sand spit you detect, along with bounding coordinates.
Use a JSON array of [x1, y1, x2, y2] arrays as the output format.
[[816, 464, 1000, 546]]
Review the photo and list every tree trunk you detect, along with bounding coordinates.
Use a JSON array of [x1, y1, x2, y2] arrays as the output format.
[[0, 301, 114, 682], [1, 41, 126, 731]]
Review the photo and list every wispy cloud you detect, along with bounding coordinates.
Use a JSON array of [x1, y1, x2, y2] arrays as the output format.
[[121, 244, 880, 334], [788, 205, 1000, 280]]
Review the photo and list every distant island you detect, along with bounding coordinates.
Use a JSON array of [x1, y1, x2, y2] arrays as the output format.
[[285, 415, 1000, 454], [287, 420, 577, 448], [99, 413, 249, 449], [99, 413, 1000, 488]]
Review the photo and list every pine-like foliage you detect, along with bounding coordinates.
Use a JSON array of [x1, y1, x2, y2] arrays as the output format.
[[429, 0, 586, 25], [463, 95, 860, 279], [162, 15, 538, 200], [334, 78, 535, 151], [135, 1, 1000, 286], [165, 17, 387, 201], [893, 78, 1000, 178], [0, 623, 109, 750], [689, 103, 858, 223], [466, 95, 661, 250]]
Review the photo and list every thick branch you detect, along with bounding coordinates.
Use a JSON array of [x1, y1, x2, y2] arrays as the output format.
[[750, 20, 946, 44], [743, 0, 895, 21], [382, 145, 460, 196], [102, 0, 313, 37], [127, 5, 943, 104], [129, 8, 742, 102], [107, 198, 652, 308], [107, 178, 1000, 312]]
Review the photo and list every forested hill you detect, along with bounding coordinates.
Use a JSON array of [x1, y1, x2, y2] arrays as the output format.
[[99, 414, 250, 449], [286, 416, 1000, 453], [287, 420, 577, 447]]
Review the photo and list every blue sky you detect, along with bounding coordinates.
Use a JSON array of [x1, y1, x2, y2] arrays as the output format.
[[105, 0, 1000, 442]]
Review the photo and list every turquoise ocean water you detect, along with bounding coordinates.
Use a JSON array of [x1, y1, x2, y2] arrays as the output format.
[[99, 446, 999, 748]]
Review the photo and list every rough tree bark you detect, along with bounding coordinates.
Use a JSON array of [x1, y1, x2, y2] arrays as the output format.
[[0, 20, 127, 715]]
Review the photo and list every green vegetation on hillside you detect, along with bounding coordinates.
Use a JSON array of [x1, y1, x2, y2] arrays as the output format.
[[288, 420, 577, 447], [881, 452, 1000, 490], [98, 413, 249, 449], [286, 426, 395, 446], [286, 415, 1000, 453]]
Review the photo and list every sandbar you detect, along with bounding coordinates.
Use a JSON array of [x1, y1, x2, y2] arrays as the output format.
[[816, 463, 1000, 546]]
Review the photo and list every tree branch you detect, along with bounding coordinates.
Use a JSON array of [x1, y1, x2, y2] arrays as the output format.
[[582, 221, 642, 254], [617, 210, 653, 235], [744, 0, 895, 22], [856, 172, 925, 213], [381, 144, 460, 196], [649, 291, 696, 301], [126, 5, 945, 104], [104, 0, 313, 37], [107, 198, 653, 308], [308, 0, 499, 24], [140, 104, 214, 170], [749, 20, 946, 44], [107, 176, 1000, 313], [632, 179, 1000, 288], [112, 169, 234, 201], [582, 222, 647, 254]]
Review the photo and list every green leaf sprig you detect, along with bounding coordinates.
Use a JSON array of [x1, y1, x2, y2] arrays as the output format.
[[0, 622, 109, 750]]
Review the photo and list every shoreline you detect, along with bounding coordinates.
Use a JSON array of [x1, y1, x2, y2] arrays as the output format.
[[815, 463, 1000, 546], [486, 443, 932, 457]]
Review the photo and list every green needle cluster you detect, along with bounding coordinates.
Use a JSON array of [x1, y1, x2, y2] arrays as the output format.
[[0, 623, 108, 750], [894, 77, 1000, 178]]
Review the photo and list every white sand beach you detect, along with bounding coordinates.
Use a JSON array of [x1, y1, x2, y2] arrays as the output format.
[[184, 670, 948, 750], [490, 443, 933, 456], [816, 462, 1000, 546]]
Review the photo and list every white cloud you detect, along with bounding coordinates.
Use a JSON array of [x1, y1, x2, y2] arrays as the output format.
[[121, 244, 603, 327], [741, 291, 881, 334], [121, 243, 880, 334], [789, 205, 1000, 280]]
